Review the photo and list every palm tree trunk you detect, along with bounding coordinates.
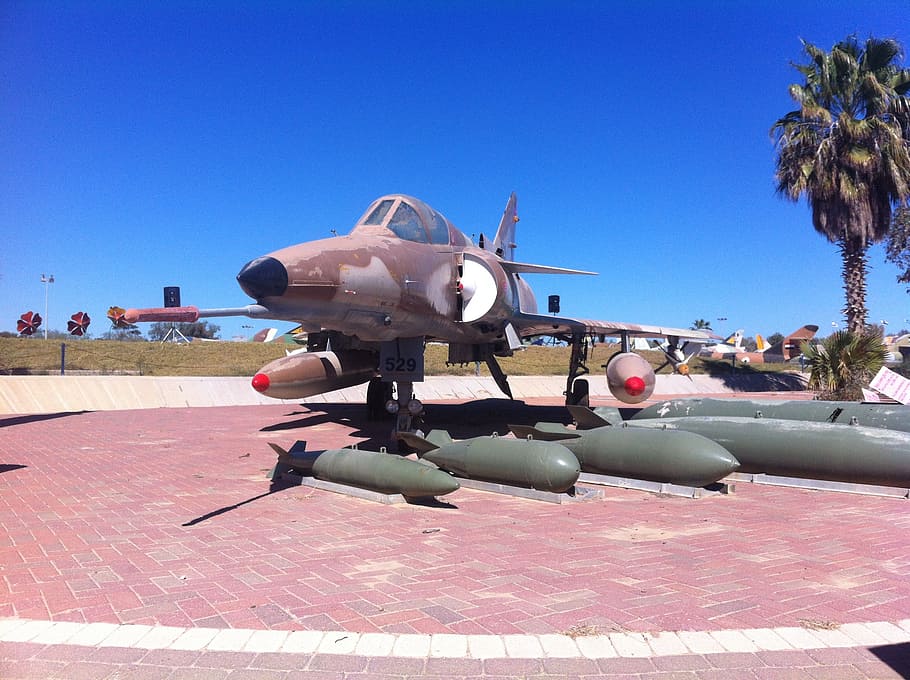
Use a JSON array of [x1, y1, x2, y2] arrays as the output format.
[[840, 236, 869, 334]]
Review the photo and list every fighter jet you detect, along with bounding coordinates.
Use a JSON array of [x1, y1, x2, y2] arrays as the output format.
[[701, 324, 819, 364], [126, 193, 711, 437]]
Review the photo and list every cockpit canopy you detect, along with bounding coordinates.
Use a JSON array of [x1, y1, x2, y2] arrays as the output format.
[[351, 195, 472, 247]]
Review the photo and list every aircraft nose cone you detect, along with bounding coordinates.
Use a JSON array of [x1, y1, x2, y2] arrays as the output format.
[[237, 256, 288, 300]]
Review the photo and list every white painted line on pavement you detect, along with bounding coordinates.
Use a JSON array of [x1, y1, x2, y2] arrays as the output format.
[[2, 617, 909, 659]]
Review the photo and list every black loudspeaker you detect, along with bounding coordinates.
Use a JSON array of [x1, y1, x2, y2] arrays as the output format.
[[164, 286, 181, 308], [548, 294, 560, 314]]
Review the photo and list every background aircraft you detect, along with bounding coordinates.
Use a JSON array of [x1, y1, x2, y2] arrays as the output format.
[[251, 325, 308, 347], [700, 329, 747, 355], [126, 194, 712, 438], [702, 324, 819, 363]]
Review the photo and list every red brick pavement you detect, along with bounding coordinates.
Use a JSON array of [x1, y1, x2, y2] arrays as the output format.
[[1, 399, 909, 678]]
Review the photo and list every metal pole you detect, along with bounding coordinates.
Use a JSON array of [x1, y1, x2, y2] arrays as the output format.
[[41, 274, 54, 340], [44, 277, 49, 339]]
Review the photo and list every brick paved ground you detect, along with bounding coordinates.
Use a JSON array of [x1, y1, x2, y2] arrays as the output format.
[[1, 398, 909, 678]]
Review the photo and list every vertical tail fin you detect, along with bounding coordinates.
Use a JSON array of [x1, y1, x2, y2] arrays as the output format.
[[268, 440, 308, 463], [765, 324, 819, 359], [267, 441, 316, 479], [397, 430, 449, 457], [723, 329, 745, 347], [567, 405, 620, 428], [492, 192, 519, 261]]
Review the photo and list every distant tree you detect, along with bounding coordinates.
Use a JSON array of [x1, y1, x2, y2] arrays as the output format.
[[690, 319, 713, 331], [102, 327, 145, 341], [802, 330, 886, 400], [148, 321, 220, 341], [866, 322, 888, 338], [765, 332, 785, 348], [743, 336, 758, 352], [885, 203, 910, 288], [148, 323, 168, 341], [771, 35, 910, 334]]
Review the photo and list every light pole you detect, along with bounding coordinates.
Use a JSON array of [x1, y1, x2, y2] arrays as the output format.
[[41, 274, 54, 339]]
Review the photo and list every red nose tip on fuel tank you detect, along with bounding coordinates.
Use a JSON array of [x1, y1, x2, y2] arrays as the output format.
[[605, 352, 656, 404], [624, 375, 646, 397], [250, 350, 379, 400], [251, 373, 270, 393]]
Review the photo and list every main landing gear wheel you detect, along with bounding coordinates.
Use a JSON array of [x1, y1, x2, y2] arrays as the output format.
[[567, 378, 590, 407], [366, 378, 393, 420]]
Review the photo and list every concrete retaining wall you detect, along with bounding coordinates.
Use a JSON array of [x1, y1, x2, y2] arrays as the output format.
[[0, 373, 809, 415]]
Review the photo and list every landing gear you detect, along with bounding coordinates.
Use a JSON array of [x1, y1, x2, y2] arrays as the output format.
[[565, 331, 591, 406], [384, 380, 425, 452], [365, 377, 425, 452], [366, 377, 393, 420], [567, 378, 589, 407]]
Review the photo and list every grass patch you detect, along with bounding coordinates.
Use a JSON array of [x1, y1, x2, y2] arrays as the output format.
[[798, 618, 840, 630], [1, 337, 802, 377], [562, 623, 603, 638], [0, 338, 286, 376]]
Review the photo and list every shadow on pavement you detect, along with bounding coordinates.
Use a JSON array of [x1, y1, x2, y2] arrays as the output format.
[[700, 361, 809, 391], [260, 399, 574, 450], [0, 411, 90, 428], [181, 476, 298, 526], [870, 642, 910, 678]]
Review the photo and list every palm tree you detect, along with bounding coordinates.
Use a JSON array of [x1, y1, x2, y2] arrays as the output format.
[[802, 330, 886, 400], [885, 204, 910, 286], [690, 319, 713, 331], [771, 36, 910, 334]]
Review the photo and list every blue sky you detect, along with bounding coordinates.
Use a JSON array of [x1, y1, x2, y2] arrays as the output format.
[[3, 1, 910, 342]]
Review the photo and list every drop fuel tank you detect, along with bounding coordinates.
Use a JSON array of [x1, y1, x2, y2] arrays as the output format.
[[252, 349, 378, 399], [633, 398, 910, 433], [510, 422, 739, 487], [401, 431, 580, 493], [628, 416, 910, 488]]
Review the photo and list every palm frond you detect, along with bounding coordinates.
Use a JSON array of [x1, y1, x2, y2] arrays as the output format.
[[804, 330, 887, 400]]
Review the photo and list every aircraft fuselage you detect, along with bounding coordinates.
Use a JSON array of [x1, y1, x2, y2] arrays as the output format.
[[235, 196, 536, 348]]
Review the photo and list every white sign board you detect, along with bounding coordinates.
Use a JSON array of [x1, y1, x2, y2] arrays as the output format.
[[868, 366, 910, 404], [861, 388, 885, 403]]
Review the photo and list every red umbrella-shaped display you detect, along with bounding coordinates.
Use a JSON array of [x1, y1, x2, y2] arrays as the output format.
[[107, 306, 130, 328], [67, 311, 91, 336], [17, 311, 43, 336]]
